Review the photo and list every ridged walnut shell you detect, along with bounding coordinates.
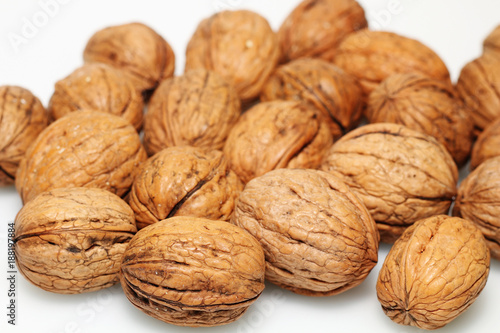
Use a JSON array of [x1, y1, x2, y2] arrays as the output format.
[[366, 73, 473, 166], [185, 10, 280, 103], [0, 86, 48, 186], [223, 101, 333, 184], [16, 111, 147, 203], [454, 156, 500, 259], [333, 30, 451, 96], [120, 216, 265, 327], [277, 0, 367, 62], [470, 118, 500, 170], [128, 146, 243, 230], [231, 168, 379, 296], [143, 69, 240, 156], [84, 22, 175, 93], [260, 58, 363, 135], [14, 187, 137, 294], [321, 123, 458, 243], [484, 24, 500, 54], [377, 215, 490, 330], [48, 63, 144, 130]]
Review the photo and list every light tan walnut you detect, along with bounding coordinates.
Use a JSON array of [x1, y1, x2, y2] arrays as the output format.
[[484, 24, 500, 54], [470, 117, 500, 170]]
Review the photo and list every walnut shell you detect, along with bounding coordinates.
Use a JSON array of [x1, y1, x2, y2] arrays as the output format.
[[260, 58, 363, 135], [223, 101, 333, 184], [48, 63, 144, 130], [120, 216, 265, 327], [470, 117, 500, 170], [83, 22, 175, 93], [128, 146, 243, 230], [0, 86, 48, 186], [277, 0, 368, 62], [366, 73, 473, 166], [333, 30, 451, 96], [321, 123, 458, 243], [454, 156, 500, 259], [185, 10, 279, 103], [16, 110, 147, 203], [231, 168, 379, 296], [14, 187, 137, 294], [143, 69, 240, 156], [377, 215, 490, 330], [484, 24, 500, 54]]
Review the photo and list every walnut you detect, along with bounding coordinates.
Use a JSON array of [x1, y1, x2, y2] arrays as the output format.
[[231, 168, 379, 296], [260, 58, 363, 135], [83, 22, 175, 94], [366, 73, 473, 166], [48, 63, 144, 130], [456, 53, 500, 134], [0, 86, 48, 186], [454, 156, 500, 259], [470, 118, 500, 170], [120, 216, 265, 327], [321, 123, 458, 243], [484, 24, 500, 54], [377, 215, 490, 330], [223, 101, 333, 184], [143, 69, 240, 156], [333, 30, 451, 96], [16, 110, 147, 203], [185, 10, 280, 103], [14, 187, 137, 294], [277, 0, 367, 63], [128, 146, 243, 230]]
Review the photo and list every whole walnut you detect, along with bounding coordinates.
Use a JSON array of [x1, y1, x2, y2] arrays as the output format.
[[84, 22, 175, 93], [143, 69, 240, 156], [277, 0, 367, 63], [14, 187, 137, 294], [260, 58, 363, 135], [16, 110, 147, 203], [185, 10, 280, 103], [333, 30, 451, 96], [456, 53, 500, 134], [120, 216, 265, 327], [366, 73, 473, 166], [470, 118, 500, 170], [128, 146, 243, 230], [377, 215, 490, 330], [231, 168, 379, 296], [0, 86, 48, 186], [454, 156, 500, 259], [48, 63, 144, 130], [484, 24, 500, 54], [223, 101, 333, 184], [321, 123, 458, 243]]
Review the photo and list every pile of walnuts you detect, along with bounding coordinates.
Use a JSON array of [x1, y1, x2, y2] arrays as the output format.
[[2, 0, 500, 330]]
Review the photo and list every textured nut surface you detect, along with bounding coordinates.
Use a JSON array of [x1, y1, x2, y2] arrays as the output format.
[[48, 63, 144, 130], [0, 86, 48, 186], [333, 30, 450, 96], [454, 156, 500, 259], [260, 58, 363, 135], [143, 69, 240, 155], [321, 123, 458, 243], [16, 110, 147, 203], [470, 118, 500, 170], [277, 0, 367, 62], [84, 22, 175, 92], [484, 24, 500, 54], [366, 73, 473, 165], [128, 146, 243, 230], [14, 187, 137, 294], [223, 101, 333, 184], [185, 10, 279, 103], [231, 168, 379, 296], [377, 215, 490, 330], [120, 216, 265, 327]]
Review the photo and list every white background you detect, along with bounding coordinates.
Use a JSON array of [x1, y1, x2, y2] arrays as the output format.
[[1, 1, 500, 332]]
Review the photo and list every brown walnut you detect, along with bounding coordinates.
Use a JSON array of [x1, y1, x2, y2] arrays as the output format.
[[14, 187, 137, 294], [321, 123, 458, 243], [120, 216, 265, 327], [377, 215, 490, 330], [0, 86, 48, 186], [470, 117, 500, 170], [231, 168, 379, 296], [484, 24, 500, 54]]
